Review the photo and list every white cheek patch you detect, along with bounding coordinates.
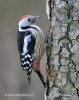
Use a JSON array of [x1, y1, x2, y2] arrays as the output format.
[[23, 35, 31, 54], [18, 18, 30, 32], [19, 18, 29, 27]]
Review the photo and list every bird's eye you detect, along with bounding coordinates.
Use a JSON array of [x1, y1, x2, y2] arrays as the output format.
[[28, 18, 31, 21]]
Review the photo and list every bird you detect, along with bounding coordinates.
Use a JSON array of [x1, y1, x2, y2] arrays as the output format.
[[17, 15, 46, 87]]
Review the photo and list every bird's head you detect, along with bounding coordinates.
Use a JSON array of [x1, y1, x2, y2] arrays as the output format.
[[18, 15, 41, 28]]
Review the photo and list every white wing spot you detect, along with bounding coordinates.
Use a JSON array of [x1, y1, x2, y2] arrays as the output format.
[[25, 54, 31, 58]]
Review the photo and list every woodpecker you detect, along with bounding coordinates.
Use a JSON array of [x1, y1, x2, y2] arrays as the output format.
[[17, 15, 46, 87]]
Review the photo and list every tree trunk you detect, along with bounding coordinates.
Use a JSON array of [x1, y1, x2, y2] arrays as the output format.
[[45, 0, 79, 100]]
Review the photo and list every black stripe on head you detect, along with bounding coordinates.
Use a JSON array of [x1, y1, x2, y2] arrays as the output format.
[[21, 26, 39, 31]]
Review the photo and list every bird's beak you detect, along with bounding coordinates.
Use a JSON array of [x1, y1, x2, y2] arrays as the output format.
[[35, 16, 42, 20]]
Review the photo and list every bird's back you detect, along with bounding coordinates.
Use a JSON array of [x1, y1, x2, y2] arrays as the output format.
[[27, 25, 46, 61]]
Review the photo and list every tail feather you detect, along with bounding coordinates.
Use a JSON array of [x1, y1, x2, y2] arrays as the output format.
[[36, 71, 46, 88], [27, 72, 31, 84]]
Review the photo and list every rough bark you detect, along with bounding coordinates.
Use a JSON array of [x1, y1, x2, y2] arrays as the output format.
[[45, 0, 79, 100]]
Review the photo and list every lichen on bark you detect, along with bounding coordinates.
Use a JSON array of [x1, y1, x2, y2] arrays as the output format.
[[45, 0, 79, 100]]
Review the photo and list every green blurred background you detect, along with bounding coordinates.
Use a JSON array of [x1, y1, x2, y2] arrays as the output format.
[[0, 0, 48, 100]]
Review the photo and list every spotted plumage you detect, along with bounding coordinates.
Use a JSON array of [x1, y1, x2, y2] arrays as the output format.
[[17, 30, 36, 75], [17, 15, 46, 87]]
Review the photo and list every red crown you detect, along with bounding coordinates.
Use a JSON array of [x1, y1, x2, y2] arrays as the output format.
[[19, 15, 30, 21]]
